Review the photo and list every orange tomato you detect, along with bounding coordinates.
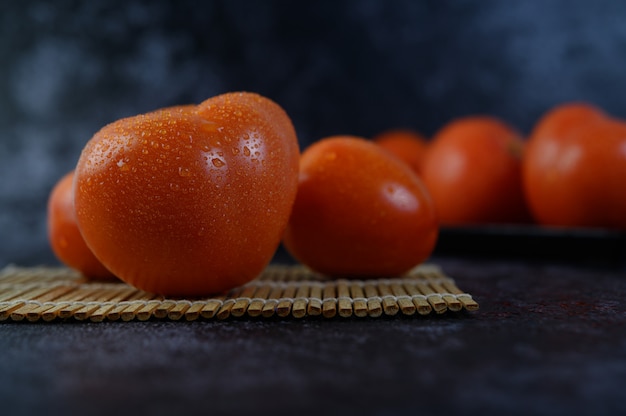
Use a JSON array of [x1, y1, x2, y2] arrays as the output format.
[[373, 129, 429, 174], [74, 92, 300, 296], [524, 103, 605, 145], [421, 116, 529, 226], [47, 171, 116, 280], [282, 136, 438, 278], [523, 102, 626, 229]]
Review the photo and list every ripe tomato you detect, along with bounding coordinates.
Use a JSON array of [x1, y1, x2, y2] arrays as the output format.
[[47, 171, 116, 280], [282, 136, 438, 278], [523, 102, 626, 229], [421, 116, 530, 226], [524, 103, 605, 146], [74, 92, 300, 296], [372, 128, 429, 175]]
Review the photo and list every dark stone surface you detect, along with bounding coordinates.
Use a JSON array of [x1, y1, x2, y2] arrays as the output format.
[[1, 258, 625, 416]]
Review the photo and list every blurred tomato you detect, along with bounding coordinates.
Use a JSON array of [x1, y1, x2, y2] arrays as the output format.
[[421, 116, 530, 226], [74, 93, 300, 296], [373, 128, 429, 174], [523, 102, 626, 229], [47, 171, 116, 279], [282, 136, 438, 278]]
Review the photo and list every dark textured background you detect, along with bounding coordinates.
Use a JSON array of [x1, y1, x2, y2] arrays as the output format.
[[2, 0, 626, 267], [2, 4, 626, 414]]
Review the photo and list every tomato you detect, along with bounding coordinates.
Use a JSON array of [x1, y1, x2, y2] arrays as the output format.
[[523, 102, 626, 229], [524, 103, 605, 146], [373, 128, 429, 174], [74, 92, 300, 296], [47, 171, 116, 280], [282, 136, 438, 278], [421, 116, 530, 226]]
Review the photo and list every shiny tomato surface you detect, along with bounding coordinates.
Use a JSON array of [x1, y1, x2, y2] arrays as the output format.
[[47, 171, 116, 279], [421, 116, 530, 226], [74, 93, 300, 296], [282, 136, 438, 278], [523, 103, 626, 229]]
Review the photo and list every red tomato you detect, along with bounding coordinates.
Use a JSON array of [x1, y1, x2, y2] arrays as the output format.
[[373, 129, 429, 174], [523, 102, 626, 229], [524, 103, 605, 145], [47, 171, 116, 279], [421, 116, 530, 226], [74, 93, 300, 296], [282, 136, 438, 278]]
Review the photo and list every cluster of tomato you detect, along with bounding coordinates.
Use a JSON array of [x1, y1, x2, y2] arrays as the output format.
[[47, 95, 625, 297], [374, 102, 626, 232]]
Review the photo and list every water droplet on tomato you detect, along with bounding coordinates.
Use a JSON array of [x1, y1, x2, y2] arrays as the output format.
[[212, 158, 225, 168], [117, 159, 130, 171], [178, 167, 191, 177]]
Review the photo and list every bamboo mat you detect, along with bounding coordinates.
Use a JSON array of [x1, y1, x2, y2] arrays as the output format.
[[0, 264, 478, 322]]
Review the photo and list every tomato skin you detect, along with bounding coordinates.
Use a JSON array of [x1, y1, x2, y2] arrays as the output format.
[[523, 103, 626, 229], [282, 136, 438, 278], [373, 129, 429, 174], [74, 93, 300, 296], [524, 103, 605, 146], [47, 171, 116, 279], [421, 116, 530, 226]]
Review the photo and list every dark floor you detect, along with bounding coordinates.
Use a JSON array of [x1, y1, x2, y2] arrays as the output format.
[[1, 257, 625, 416]]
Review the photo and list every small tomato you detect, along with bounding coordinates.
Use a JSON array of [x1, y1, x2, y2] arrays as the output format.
[[282, 136, 438, 278], [421, 116, 530, 226], [47, 171, 116, 280], [523, 102, 626, 229], [373, 129, 429, 175]]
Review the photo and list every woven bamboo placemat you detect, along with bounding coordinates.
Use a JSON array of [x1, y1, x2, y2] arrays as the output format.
[[0, 264, 478, 322]]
